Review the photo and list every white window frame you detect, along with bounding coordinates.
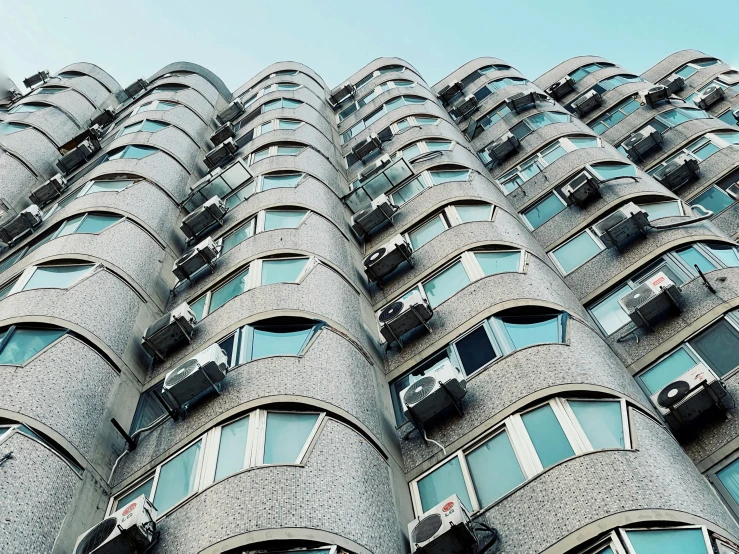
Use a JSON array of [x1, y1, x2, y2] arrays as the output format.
[[409, 397, 630, 516], [337, 79, 416, 122], [109, 409, 325, 518], [133, 100, 177, 115], [520, 190, 568, 231], [404, 204, 495, 249], [401, 139, 456, 161], [219, 209, 309, 253], [619, 526, 712, 554], [253, 118, 304, 139], [549, 228, 606, 275], [117, 119, 170, 138], [389, 114, 441, 134], [1, 262, 98, 297], [247, 144, 306, 165], [648, 131, 739, 175], [239, 82, 303, 105], [589, 97, 642, 134]]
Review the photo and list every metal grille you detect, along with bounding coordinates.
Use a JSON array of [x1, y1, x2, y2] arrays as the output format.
[[412, 513, 443, 544], [403, 376, 437, 406], [75, 517, 117, 554]]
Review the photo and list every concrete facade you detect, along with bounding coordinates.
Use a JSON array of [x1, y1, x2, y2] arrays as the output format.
[[1, 51, 739, 554]]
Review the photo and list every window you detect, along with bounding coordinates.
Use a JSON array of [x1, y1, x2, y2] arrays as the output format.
[[340, 96, 426, 143], [0, 421, 82, 473], [189, 256, 310, 320], [648, 132, 739, 176], [112, 408, 323, 516], [639, 200, 683, 220], [639, 309, 739, 394], [686, 79, 739, 105], [338, 80, 415, 121], [674, 59, 721, 80], [411, 397, 628, 514], [522, 193, 567, 230], [550, 230, 604, 274], [260, 98, 303, 113], [569, 62, 615, 83], [457, 64, 511, 90], [134, 100, 177, 114], [6, 263, 95, 294], [0, 122, 28, 135], [8, 103, 48, 113], [253, 119, 303, 138], [405, 203, 494, 250], [390, 308, 565, 423], [0, 325, 67, 365], [589, 97, 641, 134], [618, 108, 711, 154], [32, 86, 66, 95], [472, 102, 513, 135], [105, 145, 159, 161], [591, 162, 636, 181], [72, 178, 136, 199], [401, 139, 454, 160], [248, 143, 304, 165], [597, 74, 644, 91], [118, 120, 170, 137], [718, 110, 739, 126], [221, 218, 255, 254]]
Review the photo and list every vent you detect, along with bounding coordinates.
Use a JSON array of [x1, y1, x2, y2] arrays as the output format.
[[402, 376, 437, 406], [412, 513, 443, 544], [379, 301, 404, 322], [75, 518, 117, 554]]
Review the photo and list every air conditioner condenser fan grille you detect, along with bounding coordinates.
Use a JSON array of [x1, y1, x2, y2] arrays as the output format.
[[658, 380, 691, 408], [403, 376, 438, 405], [75, 517, 118, 554], [379, 301, 405, 322], [164, 360, 199, 388], [365, 246, 386, 266], [412, 513, 443, 544]]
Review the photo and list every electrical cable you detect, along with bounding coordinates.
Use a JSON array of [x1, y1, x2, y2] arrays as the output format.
[[422, 429, 447, 456]]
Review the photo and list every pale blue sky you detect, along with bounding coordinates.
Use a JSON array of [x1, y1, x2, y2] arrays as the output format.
[[1, 0, 736, 92]]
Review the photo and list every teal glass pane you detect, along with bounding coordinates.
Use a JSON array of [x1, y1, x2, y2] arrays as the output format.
[[86, 180, 133, 194], [426, 141, 452, 151], [263, 210, 306, 231], [640, 201, 682, 220], [396, 119, 411, 130], [189, 296, 206, 321], [277, 120, 301, 130], [521, 404, 574, 469], [391, 178, 425, 205], [466, 430, 525, 506], [141, 120, 169, 133], [568, 137, 600, 149], [261, 258, 307, 285], [276, 146, 302, 155], [0, 327, 66, 365], [222, 220, 254, 253], [542, 145, 567, 164], [523, 194, 566, 229], [718, 458, 739, 504], [0, 279, 16, 300], [475, 251, 521, 275], [591, 163, 636, 180], [690, 319, 739, 377], [251, 323, 313, 359], [553, 232, 602, 273], [402, 144, 422, 159], [416, 117, 438, 125], [210, 268, 249, 312], [261, 100, 280, 112], [76, 214, 120, 234], [430, 170, 469, 185], [215, 416, 249, 481], [56, 215, 85, 237], [123, 145, 158, 159], [259, 122, 272, 135], [692, 186, 734, 214], [707, 244, 739, 267], [625, 528, 708, 554], [23, 265, 93, 290], [409, 216, 445, 250], [455, 204, 491, 222], [153, 441, 201, 513], [282, 99, 302, 108], [640, 348, 699, 394], [424, 261, 470, 308], [252, 149, 269, 162], [116, 478, 154, 509], [0, 122, 27, 135], [137, 102, 155, 113], [590, 284, 633, 335], [569, 400, 624, 449], [676, 65, 698, 79], [263, 412, 318, 464], [498, 314, 561, 349], [417, 456, 472, 513], [677, 246, 717, 274], [692, 142, 720, 160]]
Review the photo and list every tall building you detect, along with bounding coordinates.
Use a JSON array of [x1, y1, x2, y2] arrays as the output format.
[[1, 50, 739, 554]]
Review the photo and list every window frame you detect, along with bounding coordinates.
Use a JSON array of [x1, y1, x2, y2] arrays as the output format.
[[549, 228, 606, 275], [133, 100, 178, 115], [0, 324, 69, 367], [0, 262, 98, 297], [247, 144, 306, 165], [404, 203, 496, 249], [337, 79, 416, 122], [647, 131, 739, 176]]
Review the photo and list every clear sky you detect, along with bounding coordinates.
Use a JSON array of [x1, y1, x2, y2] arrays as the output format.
[[1, 0, 737, 93]]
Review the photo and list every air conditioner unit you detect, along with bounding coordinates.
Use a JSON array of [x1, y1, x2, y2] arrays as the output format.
[[359, 154, 392, 181], [30, 174, 68, 207], [73, 495, 157, 554], [363, 234, 412, 282], [487, 132, 520, 163], [210, 122, 235, 147], [217, 98, 245, 123], [162, 343, 228, 411], [726, 182, 739, 199], [455, 95, 478, 118], [408, 495, 476, 554], [124, 78, 148, 99], [438, 80, 463, 104], [622, 125, 663, 161], [350, 193, 398, 237], [378, 289, 432, 344], [650, 363, 730, 430], [653, 154, 700, 191], [401, 359, 467, 425], [204, 138, 238, 169], [22, 70, 49, 89], [180, 196, 228, 241], [57, 138, 100, 174], [90, 107, 116, 128], [570, 90, 602, 116], [329, 83, 356, 106], [593, 202, 649, 249], [0, 205, 43, 245], [142, 302, 196, 359], [618, 271, 682, 328], [0, 88, 21, 107], [716, 539, 739, 554], [173, 236, 219, 282], [505, 91, 538, 114], [638, 85, 670, 107], [545, 75, 575, 100], [694, 85, 725, 109], [561, 171, 601, 206], [661, 74, 685, 95], [352, 133, 382, 162]]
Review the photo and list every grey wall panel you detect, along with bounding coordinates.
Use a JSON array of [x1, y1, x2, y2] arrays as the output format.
[[4, 105, 81, 145], [54, 75, 112, 107], [127, 89, 216, 124], [234, 62, 328, 100], [122, 104, 211, 146], [105, 126, 201, 171], [56, 62, 122, 95], [0, 127, 60, 178], [0, 149, 42, 209], [91, 153, 191, 201], [642, 50, 714, 83]]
